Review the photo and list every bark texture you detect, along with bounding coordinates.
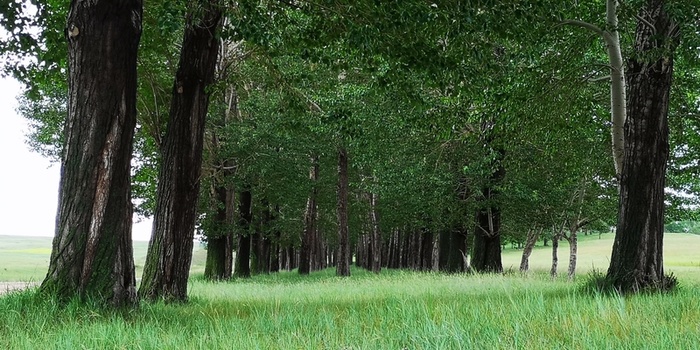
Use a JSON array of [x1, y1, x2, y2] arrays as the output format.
[[139, 1, 222, 301], [40, 0, 142, 307], [607, 0, 678, 292], [336, 148, 351, 277]]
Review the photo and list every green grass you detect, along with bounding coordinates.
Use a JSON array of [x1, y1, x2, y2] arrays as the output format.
[[2, 269, 700, 349], [2, 233, 700, 348]]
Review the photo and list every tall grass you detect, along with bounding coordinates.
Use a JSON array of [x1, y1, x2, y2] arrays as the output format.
[[2, 269, 699, 349]]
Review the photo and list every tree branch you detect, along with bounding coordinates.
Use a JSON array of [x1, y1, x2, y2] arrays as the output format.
[[560, 20, 605, 37]]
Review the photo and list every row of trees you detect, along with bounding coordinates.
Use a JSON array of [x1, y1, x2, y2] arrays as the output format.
[[1, 0, 698, 306]]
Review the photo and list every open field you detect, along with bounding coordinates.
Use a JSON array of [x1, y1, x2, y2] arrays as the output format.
[[3, 232, 699, 283], [1, 233, 700, 348]]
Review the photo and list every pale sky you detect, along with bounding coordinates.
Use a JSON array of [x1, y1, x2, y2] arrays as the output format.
[[0, 76, 152, 241]]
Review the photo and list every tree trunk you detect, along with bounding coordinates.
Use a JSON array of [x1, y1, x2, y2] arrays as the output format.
[[420, 228, 434, 271], [139, 1, 222, 301], [567, 229, 578, 280], [234, 189, 253, 278], [336, 147, 351, 277], [299, 156, 319, 275], [40, 0, 142, 307], [204, 186, 234, 280], [471, 143, 504, 273], [550, 232, 560, 278], [519, 228, 541, 273], [369, 192, 382, 273], [607, 0, 678, 292]]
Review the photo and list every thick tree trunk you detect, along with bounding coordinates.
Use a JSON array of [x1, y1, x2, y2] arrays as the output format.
[[299, 157, 319, 275], [607, 0, 678, 292], [139, 1, 222, 301], [234, 189, 253, 278], [336, 147, 351, 277], [471, 211, 503, 273], [519, 228, 541, 273], [40, 0, 142, 307]]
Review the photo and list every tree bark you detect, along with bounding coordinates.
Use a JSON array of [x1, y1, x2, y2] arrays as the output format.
[[40, 0, 142, 307], [567, 229, 578, 280], [234, 189, 253, 278], [139, 1, 222, 302], [336, 147, 351, 277], [607, 0, 678, 292]]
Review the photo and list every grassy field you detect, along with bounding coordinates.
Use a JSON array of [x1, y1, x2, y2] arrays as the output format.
[[3, 232, 699, 282], [1, 233, 699, 349]]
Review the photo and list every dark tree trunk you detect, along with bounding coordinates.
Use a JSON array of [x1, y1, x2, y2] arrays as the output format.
[[204, 186, 234, 280], [204, 82, 238, 280], [42, 1, 141, 305], [607, 0, 678, 292], [234, 189, 253, 278], [420, 228, 434, 271], [471, 146, 504, 274], [139, 1, 222, 301], [40, 0, 142, 307], [336, 147, 351, 277], [299, 157, 319, 275], [446, 228, 468, 273]]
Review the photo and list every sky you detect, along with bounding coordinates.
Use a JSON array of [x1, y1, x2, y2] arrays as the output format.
[[0, 76, 153, 241]]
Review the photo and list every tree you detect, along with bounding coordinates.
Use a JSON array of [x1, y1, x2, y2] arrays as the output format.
[[139, 0, 222, 301], [38, 0, 142, 306], [606, 0, 680, 292]]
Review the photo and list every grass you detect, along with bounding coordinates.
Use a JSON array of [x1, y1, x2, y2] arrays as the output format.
[[1, 233, 700, 348], [2, 269, 700, 349]]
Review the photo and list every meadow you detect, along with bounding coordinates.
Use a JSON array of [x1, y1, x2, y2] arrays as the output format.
[[1, 233, 700, 349]]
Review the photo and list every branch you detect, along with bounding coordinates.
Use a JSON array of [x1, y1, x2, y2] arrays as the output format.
[[634, 12, 657, 35], [560, 20, 605, 38]]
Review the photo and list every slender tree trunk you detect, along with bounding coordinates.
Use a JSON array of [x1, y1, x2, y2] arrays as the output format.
[[299, 157, 319, 275], [607, 0, 678, 292], [336, 147, 351, 276], [567, 229, 578, 280], [234, 189, 253, 278], [550, 232, 560, 278], [40, 0, 142, 307], [369, 192, 381, 273], [139, 1, 222, 301], [420, 228, 434, 271], [519, 228, 541, 273]]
